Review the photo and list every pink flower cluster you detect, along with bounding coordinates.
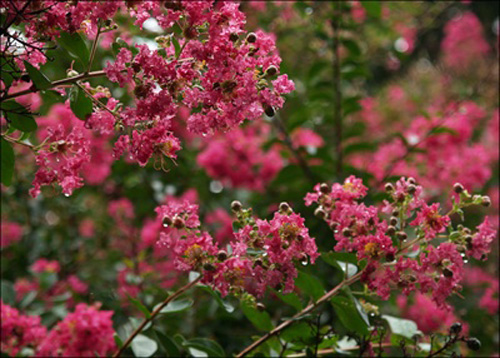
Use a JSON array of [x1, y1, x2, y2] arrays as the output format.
[[155, 198, 318, 298], [397, 293, 467, 334], [462, 267, 499, 315], [1, 302, 47, 356], [305, 176, 497, 308], [351, 101, 496, 193], [30, 104, 114, 197], [197, 122, 283, 191], [100, 1, 294, 170], [14, 259, 88, 308], [441, 11, 490, 71], [37, 303, 116, 357], [0, 220, 23, 248]]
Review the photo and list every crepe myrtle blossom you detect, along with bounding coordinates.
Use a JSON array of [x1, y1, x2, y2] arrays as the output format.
[[305, 176, 497, 308], [1, 302, 47, 356], [153, 198, 318, 299], [36, 303, 116, 357]]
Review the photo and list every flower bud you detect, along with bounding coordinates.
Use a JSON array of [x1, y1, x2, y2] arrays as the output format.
[[453, 183, 464, 194], [385, 252, 395, 263], [466, 338, 481, 351], [173, 216, 185, 229], [385, 183, 394, 192], [279, 202, 290, 213], [264, 105, 275, 117], [450, 322, 462, 335], [386, 225, 396, 236], [265, 65, 278, 76], [246, 32, 257, 43], [314, 207, 326, 219], [481, 196, 491, 207], [319, 183, 330, 194], [407, 184, 416, 194], [203, 263, 216, 271], [229, 33, 239, 42], [408, 177, 416, 185], [132, 62, 141, 73], [389, 216, 398, 226], [396, 231, 407, 241], [162, 216, 172, 227], [342, 228, 353, 237], [443, 268, 453, 278], [253, 258, 263, 267], [392, 210, 400, 217], [231, 200, 242, 212], [256, 302, 266, 312], [217, 250, 228, 261]]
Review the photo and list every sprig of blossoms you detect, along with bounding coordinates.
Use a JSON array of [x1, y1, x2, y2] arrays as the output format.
[[305, 176, 497, 308], [153, 198, 318, 299]]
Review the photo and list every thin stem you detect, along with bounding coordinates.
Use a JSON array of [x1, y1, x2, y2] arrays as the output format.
[[113, 276, 202, 358], [236, 271, 363, 358], [75, 83, 118, 118], [1, 134, 35, 149], [87, 24, 102, 74], [1, 70, 108, 102], [332, 3, 343, 178]]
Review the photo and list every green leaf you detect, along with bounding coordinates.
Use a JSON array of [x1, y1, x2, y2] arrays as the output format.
[[295, 271, 325, 301], [361, 1, 381, 17], [281, 322, 315, 342], [344, 142, 378, 156], [114, 333, 124, 348], [0, 58, 20, 87], [155, 298, 193, 314], [127, 295, 151, 318], [1, 138, 15, 186], [341, 39, 361, 57], [183, 338, 225, 358], [0, 280, 15, 305], [57, 31, 89, 65], [273, 290, 303, 312], [172, 36, 181, 58], [322, 251, 358, 265], [154, 329, 180, 357], [382, 315, 421, 340], [428, 126, 458, 136], [131, 334, 158, 357], [331, 296, 369, 335], [1, 100, 37, 132], [69, 85, 93, 120], [199, 286, 235, 313], [23, 61, 51, 90], [241, 301, 273, 331]]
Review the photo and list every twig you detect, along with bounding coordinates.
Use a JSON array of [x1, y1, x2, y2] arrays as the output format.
[[236, 271, 363, 358], [113, 276, 202, 357], [1, 70, 109, 102], [87, 23, 102, 74]]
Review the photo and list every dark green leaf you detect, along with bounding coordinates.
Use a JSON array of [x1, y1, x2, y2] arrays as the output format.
[[322, 251, 357, 265], [155, 298, 193, 314], [131, 334, 158, 357], [331, 296, 369, 335], [114, 333, 124, 348], [344, 142, 378, 156], [127, 295, 151, 318], [154, 329, 180, 357], [69, 85, 93, 120], [1, 138, 15, 186], [23, 61, 51, 90], [184, 338, 225, 358], [199, 286, 235, 313], [281, 322, 315, 342], [1, 100, 37, 132], [295, 271, 325, 301], [428, 126, 458, 136], [241, 301, 273, 331], [341, 39, 361, 57], [57, 31, 89, 65], [172, 36, 181, 58], [273, 290, 303, 312], [0, 280, 15, 305], [361, 1, 381, 17]]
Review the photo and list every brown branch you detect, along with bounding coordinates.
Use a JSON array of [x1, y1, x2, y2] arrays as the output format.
[[113, 276, 202, 358], [236, 271, 363, 358]]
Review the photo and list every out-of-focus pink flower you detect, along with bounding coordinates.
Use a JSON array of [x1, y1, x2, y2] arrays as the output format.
[[0, 221, 23, 248], [31, 259, 60, 273]]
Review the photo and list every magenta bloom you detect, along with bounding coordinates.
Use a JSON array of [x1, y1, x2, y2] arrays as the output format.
[[411, 203, 450, 240]]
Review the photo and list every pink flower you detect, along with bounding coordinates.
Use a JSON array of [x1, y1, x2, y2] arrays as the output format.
[[0, 221, 23, 248], [411, 203, 450, 240], [31, 259, 60, 274], [37, 303, 116, 357], [467, 217, 496, 260], [1, 302, 47, 356], [290, 128, 324, 149]]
